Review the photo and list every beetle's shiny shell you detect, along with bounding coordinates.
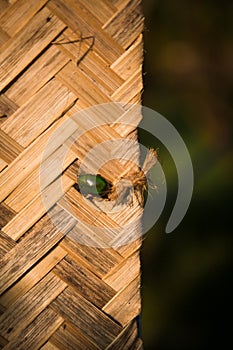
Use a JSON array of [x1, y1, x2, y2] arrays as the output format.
[[78, 174, 107, 195]]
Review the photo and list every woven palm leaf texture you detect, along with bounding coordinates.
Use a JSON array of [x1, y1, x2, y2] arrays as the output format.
[[0, 0, 145, 349]]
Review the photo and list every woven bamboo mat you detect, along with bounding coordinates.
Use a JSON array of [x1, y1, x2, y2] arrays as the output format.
[[0, 0, 144, 349]]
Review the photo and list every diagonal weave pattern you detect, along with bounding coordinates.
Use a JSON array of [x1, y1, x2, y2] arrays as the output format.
[[0, 0, 144, 349]]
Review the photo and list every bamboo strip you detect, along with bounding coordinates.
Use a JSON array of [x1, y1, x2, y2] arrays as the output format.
[[105, 319, 139, 350], [0, 203, 15, 229], [0, 246, 67, 308], [59, 234, 123, 278], [103, 0, 144, 49], [4, 145, 76, 212], [47, 0, 124, 64], [53, 28, 124, 95], [0, 334, 7, 349], [111, 34, 143, 80], [41, 342, 60, 350], [109, 0, 127, 9], [0, 159, 7, 172], [53, 254, 116, 308], [0, 0, 49, 37], [0, 27, 9, 47], [5, 45, 70, 106], [50, 287, 122, 349], [0, 7, 66, 91], [0, 94, 18, 120], [103, 250, 140, 291], [0, 206, 76, 294], [5, 0, 18, 6], [2, 173, 75, 240], [111, 67, 143, 104], [0, 129, 24, 163], [3, 308, 64, 350], [0, 113, 76, 202], [0, 272, 67, 340], [57, 61, 112, 107], [50, 322, 100, 350], [76, 0, 116, 24], [0, 0, 8, 12], [116, 238, 142, 259], [0, 230, 16, 258], [103, 275, 141, 326], [60, 187, 121, 231], [1, 79, 77, 147]]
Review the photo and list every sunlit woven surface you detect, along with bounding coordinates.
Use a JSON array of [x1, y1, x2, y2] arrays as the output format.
[[0, 0, 144, 349]]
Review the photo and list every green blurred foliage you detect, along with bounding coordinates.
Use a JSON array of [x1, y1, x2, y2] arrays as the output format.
[[141, 1, 233, 349]]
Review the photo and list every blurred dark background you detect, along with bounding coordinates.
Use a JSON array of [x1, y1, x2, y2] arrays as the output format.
[[140, 1, 232, 349]]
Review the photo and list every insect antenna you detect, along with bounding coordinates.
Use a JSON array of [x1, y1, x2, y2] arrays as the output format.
[[52, 31, 95, 66]]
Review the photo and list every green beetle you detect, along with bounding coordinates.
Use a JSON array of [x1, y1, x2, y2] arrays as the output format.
[[76, 148, 158, 205], [77, 174, 110, 197]]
